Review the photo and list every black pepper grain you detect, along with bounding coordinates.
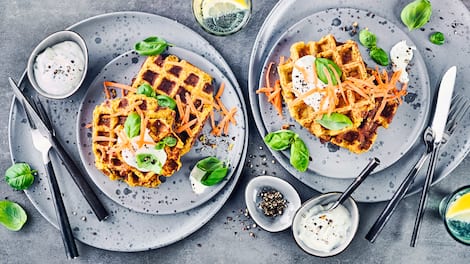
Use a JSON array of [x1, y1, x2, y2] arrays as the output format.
[[258, 188, 288, 217]]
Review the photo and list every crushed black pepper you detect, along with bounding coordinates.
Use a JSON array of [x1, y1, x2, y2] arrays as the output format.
[[258, 188, 288, 217]]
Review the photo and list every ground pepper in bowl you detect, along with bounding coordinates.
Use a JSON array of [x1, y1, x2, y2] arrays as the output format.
[[258, 188, 288, 217]]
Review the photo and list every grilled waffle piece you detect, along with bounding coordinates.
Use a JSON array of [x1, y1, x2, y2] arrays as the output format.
[[131, 54, 215, 155], [277, 34, 401, 153], [92, 94, 184, 187]]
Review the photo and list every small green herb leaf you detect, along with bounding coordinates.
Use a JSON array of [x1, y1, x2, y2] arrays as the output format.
[[290, 136, 309, 172], [315, 58, 342, 85], [5, 163, 36, 190], [136, 83, 156, 98], [124, 112, 141, 138], [401, 0, 432, 31], [429, 32, 445, 45], [359, 29, 377, 49], [136, 153, 163, 174], [370, 47, 389, 66], [154, 141, 165, 150], [156, 95, 177, 110], [0, 200, 27, 231], [264, 130, 296, 151], [162, 136, 177, 147], [317, 113, 353, 130], [196, 157, 229, 186], [201, 166, 229, 186], [134, 36, 172, 56]]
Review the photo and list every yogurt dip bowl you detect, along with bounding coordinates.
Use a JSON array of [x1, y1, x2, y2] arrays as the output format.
[[292, 192, 359, 257], [27, 30, 88, 99]]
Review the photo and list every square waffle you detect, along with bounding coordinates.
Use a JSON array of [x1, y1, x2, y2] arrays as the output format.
[[277, 34, 400, 153], [92, 94, 184, 187], [131, 54, 215, 155]]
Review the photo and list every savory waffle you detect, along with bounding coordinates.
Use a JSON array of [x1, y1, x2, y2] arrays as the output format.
[[131, 54, 215, 155], [277, 34, 401, 153], [92, 94, 184, 187]]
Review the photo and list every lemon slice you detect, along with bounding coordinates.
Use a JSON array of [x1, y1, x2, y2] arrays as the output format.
[[202, 0, 249, 18], [446, 192, 470, 219]]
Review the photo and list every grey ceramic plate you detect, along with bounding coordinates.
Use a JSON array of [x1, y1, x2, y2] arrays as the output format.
[[256, 8, 430, 179], [249, 2, 470, 202], [77, 47, 246, 215], [9, 12, 248, 251]]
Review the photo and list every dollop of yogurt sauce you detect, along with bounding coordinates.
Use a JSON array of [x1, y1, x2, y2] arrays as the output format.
[[390, 40, 416, 83], [297, 203, 352, 253], [33, 41, 85, 96], [292, 55, 328, 112], [189, 166, 209, 194], [120, 129, 167, 173]]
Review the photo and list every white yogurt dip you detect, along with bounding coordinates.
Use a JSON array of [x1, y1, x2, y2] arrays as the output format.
[[33, 41, 85, 96], [390, 40, 416, 83], [291, 55, 328, 111], [297, 203, 352, 253], [189, 166, 210, 194]]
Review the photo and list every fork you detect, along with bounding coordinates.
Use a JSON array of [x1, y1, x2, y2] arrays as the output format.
[[22, 100, 79, 259], [365, 94, 470, 243]]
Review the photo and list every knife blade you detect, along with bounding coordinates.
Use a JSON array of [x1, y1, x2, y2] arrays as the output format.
[[430, 66, 457, 143], [9, 77, 109, 221], [410, 66, 457, 247]]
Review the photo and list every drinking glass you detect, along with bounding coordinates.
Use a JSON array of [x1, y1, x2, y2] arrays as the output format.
[[439, 185, 470, 245], [192, 0, 252, 36]]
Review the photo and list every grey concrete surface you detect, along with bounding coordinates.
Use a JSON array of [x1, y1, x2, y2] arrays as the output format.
[[1, 0, 469, 263]]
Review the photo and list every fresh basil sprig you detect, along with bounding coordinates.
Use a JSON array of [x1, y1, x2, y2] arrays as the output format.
[[196, 156, 229, 186], [124, 112, 141, 138], [370, 47, 389, 66], [5, 163, 36, 190], [315, 58, 342, 85], [134, 36, 172, 56], [156, 95, 177, 110], [401, 0, 432, 31], [429, 32, 445, 45], [317, 113, 353, 130], [155, 136, 178, 150], [264, 130, 310, 172], [0, 200, 27, 231], [136, 153, 163, 174], [137, 83, 156, 98], [359, 29, 377, 49]]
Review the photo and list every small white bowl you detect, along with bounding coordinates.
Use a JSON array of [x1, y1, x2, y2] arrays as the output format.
[[292, 192, 359, 257], [27, 30, 88, 99], [245, 175, 301, 232]]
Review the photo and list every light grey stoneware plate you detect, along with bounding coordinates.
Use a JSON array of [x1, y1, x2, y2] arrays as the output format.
[[77, 47, 246, 215], [248, 1, 470, 202], [9, 12, 248, 251], [256, 8, 430, 179]]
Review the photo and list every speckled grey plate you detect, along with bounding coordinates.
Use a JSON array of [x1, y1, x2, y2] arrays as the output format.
[[9, 12, 248, 251], [256, 8, 430, 179], [77, 47, 246, 215], [249, 2, 470, 202]]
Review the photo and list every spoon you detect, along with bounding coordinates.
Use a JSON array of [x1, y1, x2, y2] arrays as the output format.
[[328, 157, 380, 211]]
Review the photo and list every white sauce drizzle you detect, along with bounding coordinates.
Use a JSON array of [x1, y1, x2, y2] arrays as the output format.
[[189, 166, 210, 194], [390, 40, 416, 83]]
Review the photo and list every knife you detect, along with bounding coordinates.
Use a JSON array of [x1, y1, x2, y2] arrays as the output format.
[[410, 66, 457, 247], [9, 77, 109, 221]]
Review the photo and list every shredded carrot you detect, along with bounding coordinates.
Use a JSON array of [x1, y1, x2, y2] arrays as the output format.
[[85, 123, 93, 129], [103, 81, 137, 93], [176, 118, 197, 134], [93, 136, 117, 142], [294, 64, 310, 84], [175, 94, 185, 119], [215, 82, 225, 100], [265, 62, 274, 93]]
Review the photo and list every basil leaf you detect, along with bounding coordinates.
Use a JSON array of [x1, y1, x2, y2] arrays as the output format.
[[370, 47, 389, 66], [0, 200, 27, 231], [401, 0, 432, 31], [134, 36, 172, 56], [124, 112, 141, 138], [154, 141, 165, 150], [429, 32, 445, 45], [315, 58, 342, 85], [290, 136, 309, 172], [5, 163, 36, 190], [196, 156, 224, 172], [359, 29, 377, 49], [136, 83, 156, 98], [201, 166, 229, 186], [162, 136, 177, 147], [264, 130, 296, 151], [136, 153, 163, 174], [317, 113, 353, 130], [156, 95, 177, 110]]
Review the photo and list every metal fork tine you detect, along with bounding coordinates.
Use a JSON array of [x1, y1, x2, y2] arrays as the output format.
[[446, 95, 470, 135]]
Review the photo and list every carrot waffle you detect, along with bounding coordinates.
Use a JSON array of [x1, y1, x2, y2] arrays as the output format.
[[276, 34, 405, 153], [131, 54, 215, 155], [92, 94, 184, 187]]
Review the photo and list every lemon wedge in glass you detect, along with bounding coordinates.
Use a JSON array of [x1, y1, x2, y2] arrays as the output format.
[[446, 192, 470, 220], [202, 0, 250, 18]]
